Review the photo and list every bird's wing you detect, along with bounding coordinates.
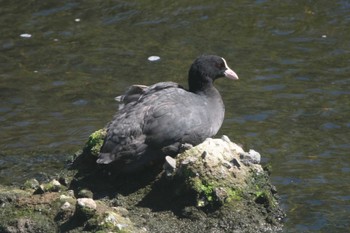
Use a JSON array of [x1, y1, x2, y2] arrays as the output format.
[[142, 88, 213, 147], [97, 82, 185, 164], [115, 82, 183, 110]]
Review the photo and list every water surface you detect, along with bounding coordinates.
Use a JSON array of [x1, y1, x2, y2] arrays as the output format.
[[0, 1, 349, 232]]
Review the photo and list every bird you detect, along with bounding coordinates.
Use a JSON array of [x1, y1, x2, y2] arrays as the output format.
[[97, 55, 239, 172]]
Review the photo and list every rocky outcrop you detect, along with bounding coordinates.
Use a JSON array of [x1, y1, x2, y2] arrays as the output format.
[[0, 182, 144, 233], [0, 131, 285, 232]]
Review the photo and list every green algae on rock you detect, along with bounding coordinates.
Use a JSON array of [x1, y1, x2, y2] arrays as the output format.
[[71, 128, 107, 171], [34, 179, 63, 194], [1, 134, 284, 232], [170, 136, 283, 215], [0, 184, 143, 233], [84, 129, 107, 157], [71, 131, 285, 232]]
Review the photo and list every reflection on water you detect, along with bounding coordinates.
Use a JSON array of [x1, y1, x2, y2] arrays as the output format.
[[0, 1, 349, 232]]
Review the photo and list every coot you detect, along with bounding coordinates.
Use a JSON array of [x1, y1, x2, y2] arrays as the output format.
[[97, 55, 239, 172]]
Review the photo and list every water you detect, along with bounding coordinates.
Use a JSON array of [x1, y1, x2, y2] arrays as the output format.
[[1, 0, 349, 232]]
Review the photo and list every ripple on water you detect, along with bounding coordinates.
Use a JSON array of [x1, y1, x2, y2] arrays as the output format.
[[329, 90, 350, 96], [103, 10, 139, 25], [0, 107, 11, 113], [52, 81, 66, 86], [274, 93, 306, 99], [262, 84, 286, 91], [320, 122, 341, 130], [254, 74, 281, 80], [72, 99, 88, 106], [14, 121, 32, 127], [32, 2, 78, 17], [231, 110, 277, 124]]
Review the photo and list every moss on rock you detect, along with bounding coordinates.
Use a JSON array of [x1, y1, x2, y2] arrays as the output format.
[[84, 129, 107, 157], [0, 134, 284, 233], [71, 128, 107, 170], [174, 137, 265, 207], [164, 136, 285, 230]]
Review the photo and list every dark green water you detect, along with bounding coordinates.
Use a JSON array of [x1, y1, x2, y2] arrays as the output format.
[[1, 0, 349, 232]]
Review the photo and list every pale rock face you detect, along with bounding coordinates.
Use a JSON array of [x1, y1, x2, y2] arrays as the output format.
[[168, 135, 266, 207], [77, 198, 97, 210], [177, 136, 263, 186]]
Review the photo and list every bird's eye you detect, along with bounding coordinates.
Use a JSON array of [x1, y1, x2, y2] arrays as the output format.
[[216, 62, 225, 69]]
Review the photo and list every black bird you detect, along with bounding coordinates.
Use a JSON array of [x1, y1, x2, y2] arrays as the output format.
[[97, 55, 239, 172]]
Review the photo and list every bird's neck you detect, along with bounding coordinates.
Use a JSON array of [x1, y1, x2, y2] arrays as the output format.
[[188, 75, 215, 94]]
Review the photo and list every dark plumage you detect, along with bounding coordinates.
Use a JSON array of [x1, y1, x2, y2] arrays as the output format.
[[97, 55, 239, 172]]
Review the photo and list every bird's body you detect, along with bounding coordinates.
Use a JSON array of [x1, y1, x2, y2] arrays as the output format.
[[97, 55, 239, 172]]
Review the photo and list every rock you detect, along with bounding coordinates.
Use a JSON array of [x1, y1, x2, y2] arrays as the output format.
[[160, 137, 285, 231], [99, 211, 128, 230], [5, 218, 53, 233], [58, 176, 71, 186], [56, 201, 75, 222], [0, 184, 145, 233], [83, 129, 107, 157], [76, 198, 97, 219], [174, 137, 265, 206], [240, 149, 261, 165], [59, 194, 74, 204], [84, 208, 143, 232], [34, 179, 63, 194], [23, 178, 40, 190], [77, 189, 94, 198], [112, 206, 129, 217], [0, 186, 57, 232], [71, 128, 107, 171], [163, 156, 177, 176], [61, 201, 71, 210], [0, 134, 284, 233], [66, 189, 75, 197], [59, 194, 72, 201]]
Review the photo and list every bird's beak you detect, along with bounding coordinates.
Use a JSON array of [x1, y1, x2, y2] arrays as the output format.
[[222, 57, 239, 80], [224, 68, 239, 80]]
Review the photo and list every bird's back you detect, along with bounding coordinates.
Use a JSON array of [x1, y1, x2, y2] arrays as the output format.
[[97, 83, 224, 168]]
